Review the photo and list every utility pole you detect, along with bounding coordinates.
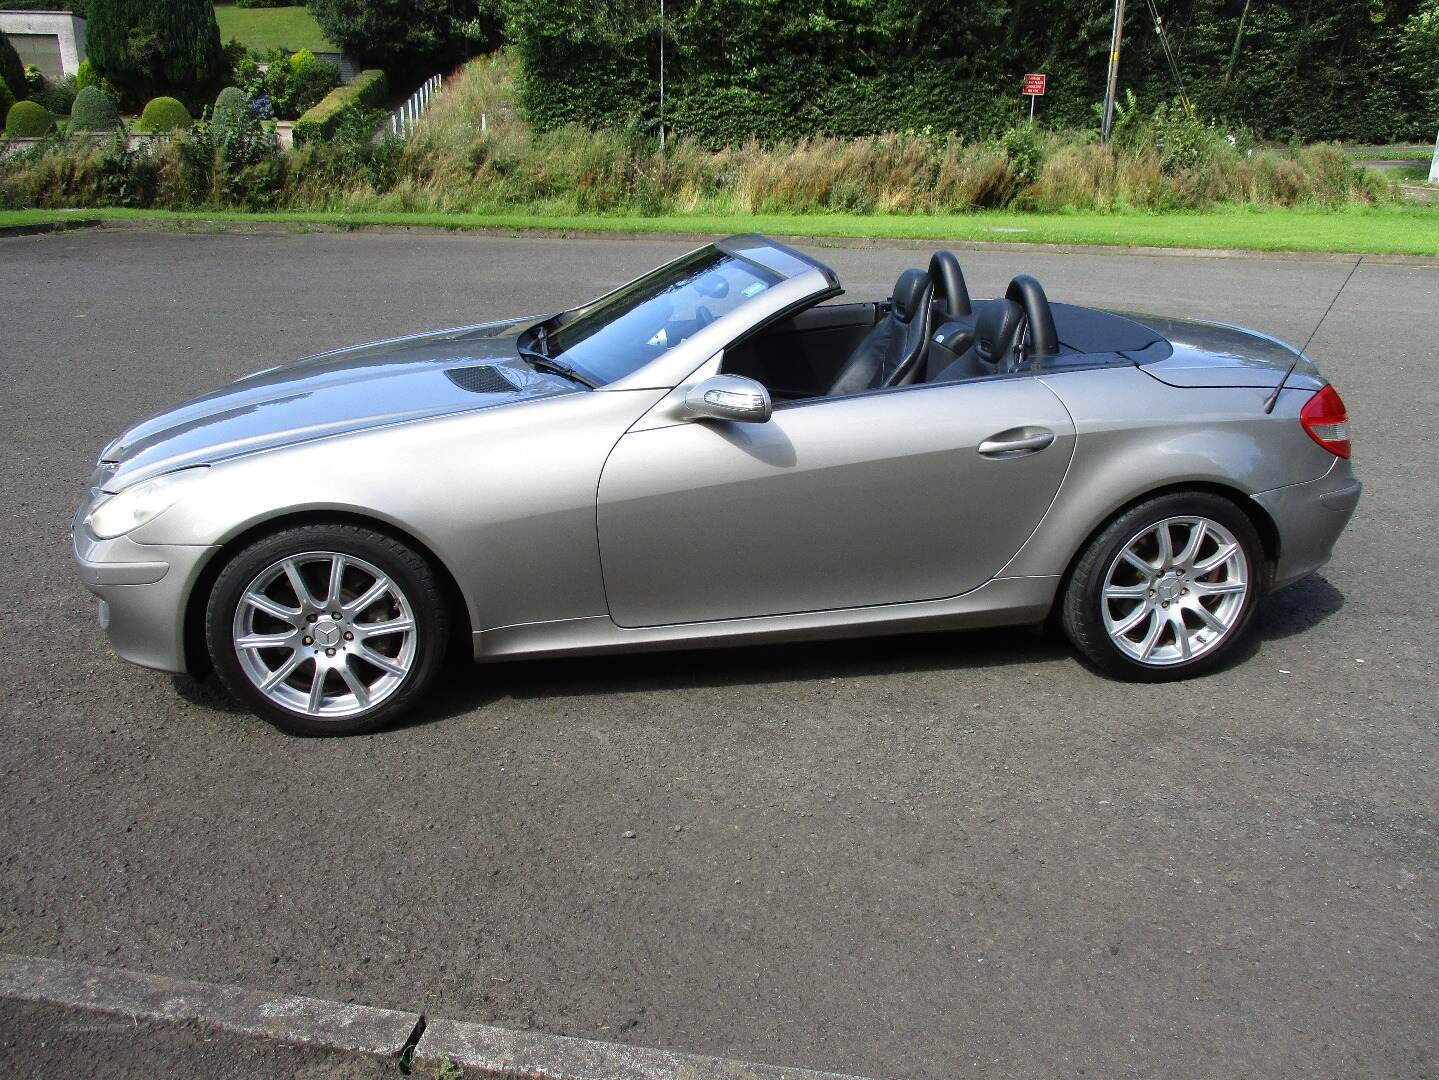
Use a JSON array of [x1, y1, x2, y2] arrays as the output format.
[[1100, 0, 1126, 144], [658, 0, 666, 152]]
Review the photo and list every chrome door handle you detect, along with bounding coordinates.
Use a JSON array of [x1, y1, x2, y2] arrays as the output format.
[[977, 427, 1055, 458]]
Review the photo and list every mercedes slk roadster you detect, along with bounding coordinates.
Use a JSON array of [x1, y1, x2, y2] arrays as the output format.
[[72, 236, 1361, 735]]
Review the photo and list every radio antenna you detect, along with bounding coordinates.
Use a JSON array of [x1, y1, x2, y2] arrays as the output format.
[[1262, 255, 1362, 414]]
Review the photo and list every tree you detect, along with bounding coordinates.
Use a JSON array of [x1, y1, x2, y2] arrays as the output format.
[[0, 30, 27, 102], [1401, 0, 1439, 123], [85, 0, 224, 102], [306, 0, 503, 69]]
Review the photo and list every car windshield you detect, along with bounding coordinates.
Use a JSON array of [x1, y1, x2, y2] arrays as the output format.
[[539, 247, 782, 385]]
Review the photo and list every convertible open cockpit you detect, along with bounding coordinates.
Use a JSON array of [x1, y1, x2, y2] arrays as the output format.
[[720, 246, 1174, 402]]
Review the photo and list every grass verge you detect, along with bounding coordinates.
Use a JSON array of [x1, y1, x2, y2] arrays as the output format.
[[213, 3, 336, 54], [1, 205, 1436, 256]]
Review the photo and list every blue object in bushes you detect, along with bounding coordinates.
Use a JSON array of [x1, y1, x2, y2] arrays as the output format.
[[250, 94, 273, 120]]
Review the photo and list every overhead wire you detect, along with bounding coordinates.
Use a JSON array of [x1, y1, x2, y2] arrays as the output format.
[[1142, 0, 1191, 109]]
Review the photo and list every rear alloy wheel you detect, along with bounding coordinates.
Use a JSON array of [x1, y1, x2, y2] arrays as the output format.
[[207, 524, 449, 735], [1061, 493, 1263, 681]]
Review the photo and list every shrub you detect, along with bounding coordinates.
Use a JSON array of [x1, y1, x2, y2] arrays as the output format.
[[74, 57, 99, 91], [211, 85, 251, 138], [289, 48, 316, 74], [23, 64, 44, 95], [0, 77, 15, 120], [293, 69, 388, 143], [33, 77, 77, 115], [999, 123, 1045, 185], [71, 85, 121, 130], [1148, 99, 1219, 175], [5, 99, 55, 137], [138, 95, 191, 132], [290, 59, 339, 115]]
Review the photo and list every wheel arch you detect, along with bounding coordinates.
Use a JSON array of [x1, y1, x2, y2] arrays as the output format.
[[182, 509, 474, 677], [1047, 480, 1280, 626]]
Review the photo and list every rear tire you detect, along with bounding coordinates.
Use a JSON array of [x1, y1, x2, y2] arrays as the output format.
[[205, 523, 450, 735], [1061, 492, 1263, 681]]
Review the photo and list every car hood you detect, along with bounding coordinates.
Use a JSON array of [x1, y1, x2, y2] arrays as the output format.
[[1120, 312, 1325, 390], [99, 317, 577, 490]]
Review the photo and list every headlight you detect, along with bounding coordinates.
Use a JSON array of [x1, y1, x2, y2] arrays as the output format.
[[86, 468, 209, 540]]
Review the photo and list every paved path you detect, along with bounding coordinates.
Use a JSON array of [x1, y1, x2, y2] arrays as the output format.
[[0, 230, 1434, 1079]]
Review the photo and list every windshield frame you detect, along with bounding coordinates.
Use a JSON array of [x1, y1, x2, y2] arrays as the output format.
[[518, 236, 837, 389]]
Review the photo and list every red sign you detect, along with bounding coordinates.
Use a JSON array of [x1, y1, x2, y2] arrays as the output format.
[[1022, 73, 1047, 96]]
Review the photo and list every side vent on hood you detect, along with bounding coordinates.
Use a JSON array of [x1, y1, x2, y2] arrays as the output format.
[[445, 365, 522, 395]]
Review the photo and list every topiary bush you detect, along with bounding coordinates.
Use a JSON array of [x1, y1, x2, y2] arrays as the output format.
[[137, 95, 191, 132], [211, 85, 252, 138], [5, 99, 55, 137], [71, 85, 121, 130], [0, 77, 15, 120], [288, 48, 316, 73]]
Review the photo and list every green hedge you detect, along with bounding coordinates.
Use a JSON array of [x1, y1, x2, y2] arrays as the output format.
[[292, 69, 387, 144], [510, 0, 1437, 145]]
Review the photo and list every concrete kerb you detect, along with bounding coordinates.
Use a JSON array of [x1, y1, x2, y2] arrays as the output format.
[[0, 954, 877, 1080]]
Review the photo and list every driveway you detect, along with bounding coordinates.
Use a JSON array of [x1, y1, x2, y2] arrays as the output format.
[[0, 229, 1434, 1079]]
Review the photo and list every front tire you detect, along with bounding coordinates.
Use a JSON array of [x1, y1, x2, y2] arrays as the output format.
[[1061, 492, 1264, 681], [206, 524, 450, 735]]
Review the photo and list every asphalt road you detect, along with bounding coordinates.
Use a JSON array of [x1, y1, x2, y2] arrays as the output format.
[[1, 229, 1434, 1080]]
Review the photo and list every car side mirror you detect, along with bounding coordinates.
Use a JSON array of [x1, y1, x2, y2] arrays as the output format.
[[682, 375, 772, 424]]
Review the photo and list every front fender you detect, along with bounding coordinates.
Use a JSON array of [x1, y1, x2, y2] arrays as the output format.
[[128, 388, 667, 632]]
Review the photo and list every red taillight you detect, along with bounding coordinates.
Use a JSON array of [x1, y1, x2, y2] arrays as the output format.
[[1300, 384, 1351, 458]]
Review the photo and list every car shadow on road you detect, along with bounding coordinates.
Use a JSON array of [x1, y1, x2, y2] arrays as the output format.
[[1254, 574, 1345, 642]]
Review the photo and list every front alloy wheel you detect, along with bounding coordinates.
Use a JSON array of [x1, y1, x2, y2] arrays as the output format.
[[207, 524, 449, 735], [1061, 492, 1263, 681]]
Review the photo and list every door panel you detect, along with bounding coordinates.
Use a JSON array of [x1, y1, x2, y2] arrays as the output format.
[[597, 378, 1076, 627]]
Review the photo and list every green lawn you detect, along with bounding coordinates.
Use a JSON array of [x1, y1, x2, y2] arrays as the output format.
[[2, 205, 1436, 256], [213, 3, 336, 54], [1343, 144, 1437, 162]]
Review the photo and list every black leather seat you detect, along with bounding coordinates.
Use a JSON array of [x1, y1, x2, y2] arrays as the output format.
[[931, 297, 1028, 382], [930, 274, 1059, 383], [824, 268, 933, 396], [924, 250, 978, 381]]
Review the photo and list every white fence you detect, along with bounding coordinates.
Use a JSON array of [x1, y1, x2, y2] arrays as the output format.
[[390, 74, 442, 139]]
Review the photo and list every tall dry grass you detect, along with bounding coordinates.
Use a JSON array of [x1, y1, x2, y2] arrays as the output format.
[[324, 56, 1393, 216], [0, 53, 1399, 215]]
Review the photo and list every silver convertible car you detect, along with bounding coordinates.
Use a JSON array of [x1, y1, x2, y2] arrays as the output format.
[[72, 236, 1360, 735]]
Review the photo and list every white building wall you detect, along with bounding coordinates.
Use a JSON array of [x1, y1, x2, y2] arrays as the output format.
[[0, 10, 87, 77]]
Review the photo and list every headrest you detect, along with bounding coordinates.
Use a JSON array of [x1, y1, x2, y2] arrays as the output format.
[[975, 298, 1026, 364], [1003, 274, 1058, 356], [927, 251, 972, 319], [891, 268, 932, 324]]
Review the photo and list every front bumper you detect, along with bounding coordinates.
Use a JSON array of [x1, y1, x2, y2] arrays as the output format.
[[72, 526, 217, 674], [1252, 457, 1361, 591]]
